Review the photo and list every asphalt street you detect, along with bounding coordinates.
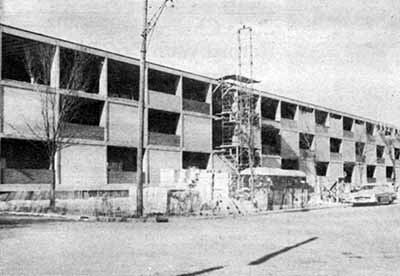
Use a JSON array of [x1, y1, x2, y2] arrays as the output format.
[[1, 204, 399, 276]]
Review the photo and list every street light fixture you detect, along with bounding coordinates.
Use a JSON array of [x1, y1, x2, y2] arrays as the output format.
[[136, 0, 174, 217]]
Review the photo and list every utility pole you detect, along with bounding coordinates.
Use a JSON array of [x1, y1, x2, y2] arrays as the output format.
[[136, 0, 148, 217], [136, 0, 174, 217]]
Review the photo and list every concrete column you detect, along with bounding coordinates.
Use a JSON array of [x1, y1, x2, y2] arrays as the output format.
[[294, 105, 299, 121], [104, 145, 108, 185], [50, 45, 60, 89], [55, 92, 61, 185], [325, 112, 330, 128], [206, 83, 212, 104], [176, 75, 183, 97], [179, 75, 184, 170], [99, 58, 108, 97], [144, 149, 149, 185], [0, 138, 2, 184], [275, 101, 281, 121], [179, 115, 184, 169], [0, 26, 3, 81], [52, 45, 61, 186], [0, 86, 3, 133], [104, 101, 109, 142]]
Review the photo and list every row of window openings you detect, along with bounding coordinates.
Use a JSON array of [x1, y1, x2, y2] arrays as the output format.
[[261, 98, 397, 136], [263, 131, 400, 160], [1, 33, 210, 102], [0, 139, 209, 171], [22, 95, 180, 135], [281, 159, 394, 181]]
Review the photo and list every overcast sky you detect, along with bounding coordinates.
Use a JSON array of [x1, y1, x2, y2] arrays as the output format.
[[3, 0, 400, 125]]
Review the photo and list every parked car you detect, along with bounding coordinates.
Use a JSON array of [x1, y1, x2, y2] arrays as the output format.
[[351, 183, 397, 206]]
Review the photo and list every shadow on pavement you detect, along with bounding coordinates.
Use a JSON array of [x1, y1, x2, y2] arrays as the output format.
[[0, 215, 64, 229], [176, 265, 224, 276], [248, 236, 318, 266]]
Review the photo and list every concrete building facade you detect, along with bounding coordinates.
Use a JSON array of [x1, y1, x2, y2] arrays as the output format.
[[0, 25, 399, 198]]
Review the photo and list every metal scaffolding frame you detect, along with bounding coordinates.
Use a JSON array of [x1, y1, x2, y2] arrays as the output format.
[[214, 26, 260, 197]]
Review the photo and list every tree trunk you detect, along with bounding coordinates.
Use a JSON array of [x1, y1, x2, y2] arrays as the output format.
[[49, 156, 56, 211]]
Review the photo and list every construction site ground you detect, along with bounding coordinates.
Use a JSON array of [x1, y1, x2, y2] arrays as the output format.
[[1, 202, 400, 276]]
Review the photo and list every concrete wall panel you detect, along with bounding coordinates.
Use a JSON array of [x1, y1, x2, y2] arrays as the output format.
[[60, 145, 106, 186], [342, 140, 355, 162], [183, 115, 211, 152], [148, 90, 180, 113], [353, 164, 367, 185], [109, 103, 139, 145], [262, 156, 281, 168], [329, 116, 343, 137], [148, 149, 181, 185], [354, 123, 366, 142], [327, 162, 343, 183], [375, 165, 386, 183], [315, 136, 330, 162], [298, 109, 315, 133], [280, 130, 299, 159], [299, 159, 316, 188], [3, 87, 44, 135], [253, 127, 261, 149], [365, 143, 376, 164]]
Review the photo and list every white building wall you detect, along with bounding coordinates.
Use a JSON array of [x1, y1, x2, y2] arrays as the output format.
[[60, 145, 106, 186]]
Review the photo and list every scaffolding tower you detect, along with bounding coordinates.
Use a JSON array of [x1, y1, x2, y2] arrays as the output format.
[[216, 26, 260, 197]]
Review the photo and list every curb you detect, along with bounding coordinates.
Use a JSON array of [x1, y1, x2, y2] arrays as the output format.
[[3, 201, 397, 223], [165, 203, 352, 222]]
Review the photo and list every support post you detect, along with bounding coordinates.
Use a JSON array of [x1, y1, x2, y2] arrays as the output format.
[[136, 0, 148, 217]]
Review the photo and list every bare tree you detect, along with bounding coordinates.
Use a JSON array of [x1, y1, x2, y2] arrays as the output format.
[[13, 43, 99, 210]]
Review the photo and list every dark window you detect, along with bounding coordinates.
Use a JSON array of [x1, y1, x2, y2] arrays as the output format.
[[2, 33, 55, 85], [299, 106, 313, 113], [330, 113, 341, 120], [395, 148, 400, 160], [355, 142, 365, 156], [1, 139, 49, 169], [261, 126, 280, 155], [330, 138, 342, 153], [377, 145, 384, 158], [148, 69, 179, 95], [367, 165, 375, 178], [108, 59, 139, 100], [315, 110, 328, 126], [107, 146, 137, 171], [343, 117, 353, 131], [148, 109, 180, 134], [60, 48, 103, 94], [182, 78, 208, 102], [366, 122, 374, 135], [343, 163, 354, 183], [315, 162, 329, 176], [281, 102, 297, 120], [299, 133, 314, 150], [261, 97, 279, 120], [60, 96, 104, 126], [183, 151, 210, 169], [386, 166, 393, 179], [281, 159, 299, 170]]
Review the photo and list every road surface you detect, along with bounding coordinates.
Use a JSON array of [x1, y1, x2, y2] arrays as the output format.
[[1, 204, 400, 275]]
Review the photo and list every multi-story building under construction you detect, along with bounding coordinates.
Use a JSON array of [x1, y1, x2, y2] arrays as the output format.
[[0, 25, 399, 199]]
